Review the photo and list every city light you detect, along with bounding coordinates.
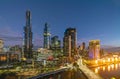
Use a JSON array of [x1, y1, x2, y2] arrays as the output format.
[[111, 64, 114, 70], [0, 1, 120, 79], [108, 58, 110, 62], [95, 60, 98, 64], [95, 68, 98, 73], [102, 59, 106, 63], [102, 66, 105, 71], [115, 64, 118, 70], [115, 58, 118, 61], [108, 66, 110, 72], [112, 58, 114, 62]]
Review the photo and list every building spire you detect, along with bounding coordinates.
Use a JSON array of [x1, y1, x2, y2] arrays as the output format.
[[26, 10, 31, 26]]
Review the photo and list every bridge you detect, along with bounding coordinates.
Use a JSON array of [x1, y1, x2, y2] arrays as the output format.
[[29, 58, 103, 79], [29, 68, 68, 79]]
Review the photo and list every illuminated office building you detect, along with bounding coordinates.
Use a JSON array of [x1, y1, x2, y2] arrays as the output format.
[[89, 40, 100, 59], [0, 39, 4, 52], [51, 36, 61, 51], [43, 23, 51, 49], [63, 28, 77, 58]]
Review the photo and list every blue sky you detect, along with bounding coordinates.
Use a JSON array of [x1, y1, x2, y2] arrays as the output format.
[[0, 0, 120, 47]]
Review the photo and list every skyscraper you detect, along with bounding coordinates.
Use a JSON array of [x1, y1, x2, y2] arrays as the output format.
[[51, 36, 61, 50], [0, 39, 4, 52], [89, 40, 100, 59], [24, 10, 33, 59], [43, 23, 51, 49], [80, 42, 85, 50], [63, 28, 77, 58]]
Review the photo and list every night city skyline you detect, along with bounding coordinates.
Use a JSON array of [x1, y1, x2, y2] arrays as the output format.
[[0, 0, 120, 47]]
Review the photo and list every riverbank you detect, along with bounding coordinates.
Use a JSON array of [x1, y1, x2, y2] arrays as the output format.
[[87, 61, 120, 68]]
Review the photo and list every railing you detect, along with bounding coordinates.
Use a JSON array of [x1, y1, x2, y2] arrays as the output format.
[[29, 68, 68, 79]]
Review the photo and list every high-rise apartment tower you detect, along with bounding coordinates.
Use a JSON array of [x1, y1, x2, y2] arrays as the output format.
[[63, 28, 77, 58]]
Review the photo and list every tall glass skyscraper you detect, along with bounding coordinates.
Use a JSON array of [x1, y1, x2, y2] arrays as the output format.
[[24, 10, 33, 59], [43, 23, 51, 49]]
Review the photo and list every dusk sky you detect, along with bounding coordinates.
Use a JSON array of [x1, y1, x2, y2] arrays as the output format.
[[0, 0, 120, 47]]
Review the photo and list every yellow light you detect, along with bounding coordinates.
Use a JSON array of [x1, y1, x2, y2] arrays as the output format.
[[103, 59, 105, 63], [115, 58, 118, 61], [108, 66, 110, 72], [102, 66, 105, 71], [95, 68, 98, 73], [22, 57, 26, 61], [95, 60, 98, 64], [111, 77, 116, 79], [108, 58, 110, 62], [111, 64, 114, 70], [115, 64, 118, 69], [112, 58, 114, 62], [98, 67, 100, 69]]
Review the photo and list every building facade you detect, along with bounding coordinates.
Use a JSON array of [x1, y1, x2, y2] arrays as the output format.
[[0, 52, 21, 65], [0, 39, 4, 52], [24, 10, 33, 59], [43, 23, 51, 49], [89, 40, 100, 59], [51, 36, 61, 51], [10, 45, 22, 53], [63, 28, 77, 58]]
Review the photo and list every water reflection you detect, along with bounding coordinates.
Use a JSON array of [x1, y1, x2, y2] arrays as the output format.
[[115, 64, 118, 70], [102, 66, 105, 71], [95, 68, 98, 73], [93, 63, 120, 79], [94, 63, 119, 73], [108, 65, 110, 71], [111, 64, 114, 70]]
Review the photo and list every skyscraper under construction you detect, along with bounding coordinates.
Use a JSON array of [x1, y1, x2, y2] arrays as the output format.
[[43, 23, 51, 49], [24, 10, 33, 59]]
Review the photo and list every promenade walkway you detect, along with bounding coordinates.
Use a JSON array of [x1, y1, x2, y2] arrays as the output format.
[[77, 59, 103, 79]]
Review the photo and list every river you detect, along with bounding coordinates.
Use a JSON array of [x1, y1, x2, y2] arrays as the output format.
[[90, 63, 120, 79]]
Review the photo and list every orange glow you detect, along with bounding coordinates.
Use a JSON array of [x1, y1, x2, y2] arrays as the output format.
[[112, 58, 114, 62], [115, 58, 118, 61], [108, 58, 110, 62], [119, 57, 120, 60], [111, 64, 114, 70], [111, 77, 116, 79], [102, 66, 105, 71], [115, 64, 118, 70], [0, 56, 7, 61], [95, 68, 98, 73], [103, 59, 105, 63], [108, 66, 110, 72], [95, 60, 98, 64]]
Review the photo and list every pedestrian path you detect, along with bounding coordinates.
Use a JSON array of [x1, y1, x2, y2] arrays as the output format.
[[77, 59, 103, 79]]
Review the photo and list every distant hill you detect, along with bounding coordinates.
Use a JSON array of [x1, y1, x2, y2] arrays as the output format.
[[101, 45, 120, 52]]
